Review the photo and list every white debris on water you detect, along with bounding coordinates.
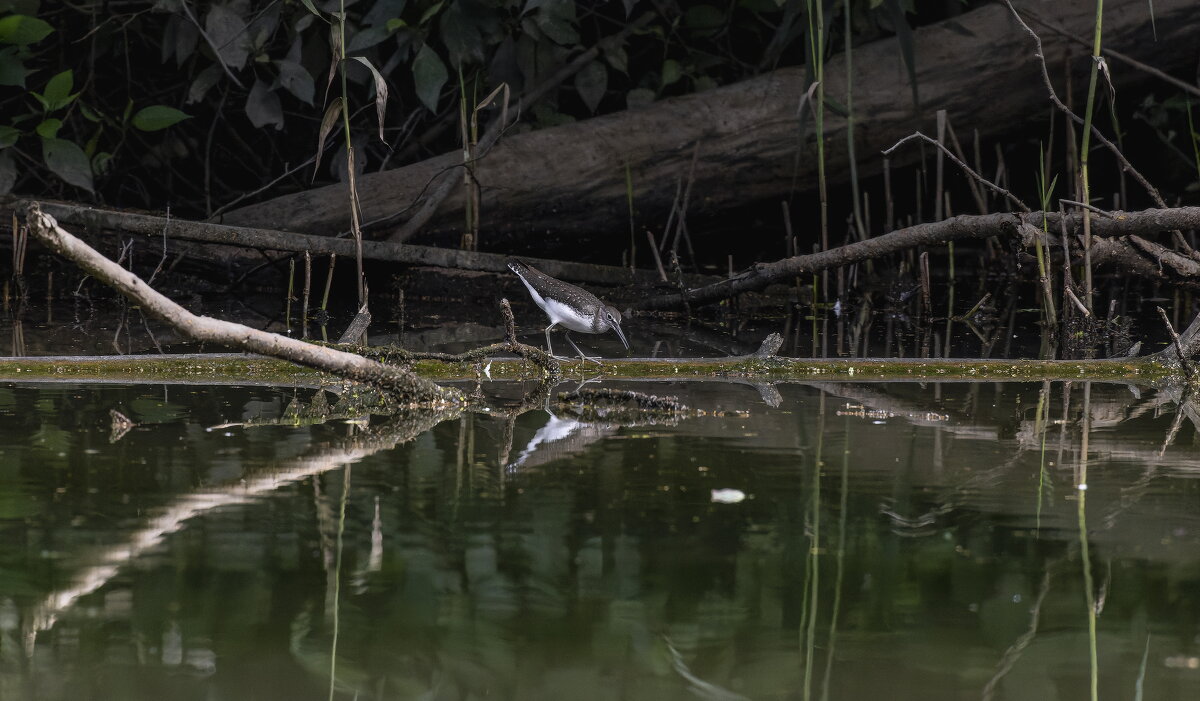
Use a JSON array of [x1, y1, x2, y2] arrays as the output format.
[[711, 488, 746, 504]]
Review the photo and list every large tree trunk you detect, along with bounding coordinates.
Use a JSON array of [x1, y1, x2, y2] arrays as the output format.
[[221, 0, 1195, 251]]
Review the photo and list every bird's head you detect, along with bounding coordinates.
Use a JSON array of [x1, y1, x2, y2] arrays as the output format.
[[602, 305, 629, 350]]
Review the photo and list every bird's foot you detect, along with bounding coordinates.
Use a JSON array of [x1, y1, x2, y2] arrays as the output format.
[[551, 352, 602, 366]]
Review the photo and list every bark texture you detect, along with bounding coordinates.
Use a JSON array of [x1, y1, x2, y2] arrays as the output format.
[[221, 0, 1197, 247]]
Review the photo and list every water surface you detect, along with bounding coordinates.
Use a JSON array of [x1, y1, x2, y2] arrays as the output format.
[[0, 379, 1198, 700]]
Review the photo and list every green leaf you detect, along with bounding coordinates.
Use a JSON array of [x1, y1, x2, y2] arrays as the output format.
[[34, 117, 60, 138], [131, 105, 191, 131], [530, 0, 578, 45], [0, 45, 31, 86], [187, 63, 222, 104], [418, 1, 443, 25], [275, 59, 314, 105], [244, 78, 283, 129], [298, 0, 324, 19], [362, 0, 406, 26], [0, 1, 42, 15], [0, 124, 18, 148], [41, 137, 94, 192], [386, 18, 407, 31], [600, 40, 627, 74], [439, 1, 487, 67], [0, 14, 53, 46], [574, 60, 606, 113], [0, 150, 14, 195], [412, 43, 447, 113], [91, 150, 112, 175], [661, 59, 681, 87], [535, 14, 577, 45], [346, 23, 391, 52], [205, 4, 251, 69], [41, 69, 75, 111], [685, 4, 723, 32], [79, 103, 102, 122]]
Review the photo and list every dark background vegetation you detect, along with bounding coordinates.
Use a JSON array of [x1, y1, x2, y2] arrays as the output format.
[[8, 1, 1193, 219]]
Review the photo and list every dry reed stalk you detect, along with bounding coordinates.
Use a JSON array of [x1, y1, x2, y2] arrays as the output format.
[[302, 250, 312, 338]]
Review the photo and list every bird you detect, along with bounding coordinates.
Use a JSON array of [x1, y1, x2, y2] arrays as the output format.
[[507, 258, 629, 362]]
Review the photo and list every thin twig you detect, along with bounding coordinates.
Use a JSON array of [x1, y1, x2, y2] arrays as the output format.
[[1058, 199, 1116, 218], [1158, 306, 1196, 379], [883, 132, 1030, 213], [1002, 0, 1167, 209], [179, 1, 245, 89], [646, 230, 668, 282], [1025, 9, 1200, 101], [1065, 286, 1091, 317]]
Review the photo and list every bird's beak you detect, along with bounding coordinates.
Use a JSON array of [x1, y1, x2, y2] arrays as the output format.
[[611, 321, 629, 350]]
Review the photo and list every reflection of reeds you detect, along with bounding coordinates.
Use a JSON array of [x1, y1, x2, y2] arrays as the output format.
[[328, 465, 351, 701], [1134, 634, 1151, 701], [1078, 382, 1099, 701], [981, 568, 1052, 701], [1035, 382, 1052, 532], [819, 416, 850, 701], [802, 392, 825, 701]]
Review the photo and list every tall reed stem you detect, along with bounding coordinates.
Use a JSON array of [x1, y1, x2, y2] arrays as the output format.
[[844, 0, 864, 241], [806, 0, 828, 302], [1078, 0, 1105, 312], [336, 3, 365, 309]]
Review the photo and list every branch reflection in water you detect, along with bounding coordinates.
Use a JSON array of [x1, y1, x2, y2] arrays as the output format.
[[1, 378, 1199, 699]]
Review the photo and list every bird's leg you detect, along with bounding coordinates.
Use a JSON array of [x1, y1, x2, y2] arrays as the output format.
[[544, 323, 558, 357], [564, 331, 602, 365]]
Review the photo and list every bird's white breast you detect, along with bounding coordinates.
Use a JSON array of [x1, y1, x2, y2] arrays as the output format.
[[518, 277, 593, 332]]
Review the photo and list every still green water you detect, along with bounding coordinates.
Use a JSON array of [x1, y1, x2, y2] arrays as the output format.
[[0, 379, 1198, 700]]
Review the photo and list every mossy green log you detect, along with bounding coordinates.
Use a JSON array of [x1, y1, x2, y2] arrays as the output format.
[[0, 353, 1179, 385]]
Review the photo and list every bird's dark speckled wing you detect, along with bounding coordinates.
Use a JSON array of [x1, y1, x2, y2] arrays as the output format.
[[508, 259, 603, 314]]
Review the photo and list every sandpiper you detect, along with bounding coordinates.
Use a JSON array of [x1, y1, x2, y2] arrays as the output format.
[[507, 258, 629, 362]]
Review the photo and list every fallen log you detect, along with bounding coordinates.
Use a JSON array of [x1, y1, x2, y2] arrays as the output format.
[[219, 0, 1197, 246], [634, 206, 1200, 310], [18, 200, 687, 287]]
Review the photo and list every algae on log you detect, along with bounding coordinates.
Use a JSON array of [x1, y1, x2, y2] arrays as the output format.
[[0, 353, 1180, 385]]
